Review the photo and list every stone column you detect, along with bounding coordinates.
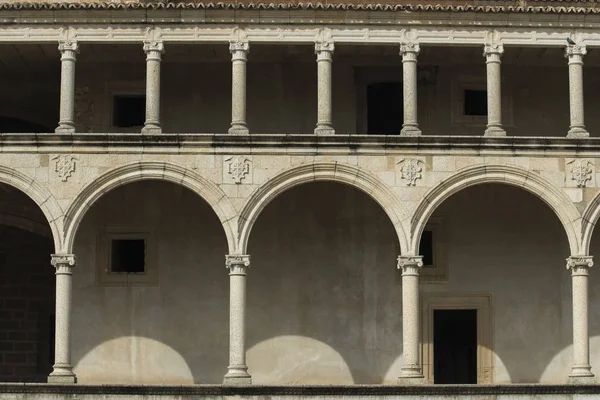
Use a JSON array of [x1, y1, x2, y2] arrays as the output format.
[[141, 41, 164, 134], [399, 43, 421, 136], [229, 41, 250, 135], [565, 45, 589, 138], [314, 40, 335, 136], [55, 41, 79, 134], [567, 256, 596, 383], [223, 255, 252, 385], [397, 255, 425, 385], [48, 254, 76, 383], [483, 44, 506, 137]]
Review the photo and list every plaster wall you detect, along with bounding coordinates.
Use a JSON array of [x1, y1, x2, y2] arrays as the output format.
[[68, 180, 588, 385]]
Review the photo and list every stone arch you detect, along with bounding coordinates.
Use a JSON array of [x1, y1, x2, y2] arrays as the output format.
[[63, 162, 238, 253], [410, 164, 581, 256], [0, 166, 62, 251], [580, 192, 600, 256], [238, 162, 409, 254]]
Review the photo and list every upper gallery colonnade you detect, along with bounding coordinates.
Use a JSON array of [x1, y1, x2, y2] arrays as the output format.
[[3, 24, 596, 137]]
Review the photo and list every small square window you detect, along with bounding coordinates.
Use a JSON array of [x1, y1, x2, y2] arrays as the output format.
[[110, 239, 145, 274], [464, 90, 487, 116], [112, 95, 145, 128]]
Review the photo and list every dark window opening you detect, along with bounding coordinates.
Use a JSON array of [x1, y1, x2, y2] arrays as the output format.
[[367, 82, 403, 135], [112, 95, 146, 128], [464, 90, 487, 116], [434, 309, 477, 384], [110, 239, 145, 273], [0, 117, 52, 133], [419, 230, 434, 267]]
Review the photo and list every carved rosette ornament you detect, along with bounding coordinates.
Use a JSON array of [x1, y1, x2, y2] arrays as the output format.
[[52, 155, 77, 182], [397, 255, 424, 276], [567, 256, 593, 276], [51, 254, 76, 275], [226, 255, 250, 276], [398, 158, 424, 186]]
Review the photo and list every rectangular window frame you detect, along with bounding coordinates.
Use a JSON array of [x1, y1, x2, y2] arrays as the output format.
[[419, 217, 448, 283], [97, 227, 157, 286], [105, 82, 146, 133]]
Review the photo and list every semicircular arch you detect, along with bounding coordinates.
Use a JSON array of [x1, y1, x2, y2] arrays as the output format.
[[238, 162, 409, 254], [63, 162, 237, 253], [580, 192, 600, 255], [411, 164, 581, 255], [0, 166, 63, 251]]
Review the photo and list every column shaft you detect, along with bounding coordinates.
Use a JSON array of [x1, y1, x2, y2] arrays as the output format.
[[400, 43, 421, 136], [141, 41, 164, 134], [567, 256, 595, 383], [224, 255, 252, 385], [483, 44, 506, 136], [229, 41, 250, 135], [397, 255, 425, 385], [55, 42, 78, 134], [565, 45, 588, 138], [48, 254, 76, 383], [314, 41, 335, 136]]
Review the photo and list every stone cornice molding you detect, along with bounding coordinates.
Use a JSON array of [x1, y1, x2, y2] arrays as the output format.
[[51, 253, 75, 275], [226, 255, 250, 276], [567, 256, 593, 276], [397, 255, 424, 276]]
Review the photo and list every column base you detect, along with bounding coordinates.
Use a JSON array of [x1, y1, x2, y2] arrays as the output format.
[[397, 375, 426, 385], [141, 125, 162, 135], [484, 126, 506, 137], [400, 126, 422, 137], [48, 365, 77, 384], [568, 375, 596, 384], [223, 366, 252, 385], [567, 127, 590, 138], [314, 125, 335, 136], [568, 364, 595, 384], [55, 125, 75, 134], [228, 125, 250, 135]]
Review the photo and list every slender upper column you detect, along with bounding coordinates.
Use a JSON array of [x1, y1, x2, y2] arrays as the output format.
[[55, 41, 79, 134], [565, 44, 589, 138], [399, 43, 421, 136], [314, 40, 335, 136], [567, 256, 596, 384], [141, 41, 164, 134], [223, 254, 252, 385], [397, 255, 425, 385], [48, 254, 77, 383], [229, 40, 250, 135], [483, 44, 506, 137]]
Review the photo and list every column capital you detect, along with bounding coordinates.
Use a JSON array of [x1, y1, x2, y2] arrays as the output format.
[[226, 254, 250, 275], [315, 40, 334, 54], [483, 43, 504, 62], [567, 255, 593, 275], [58, 41, 78, 61], [397, 255, 423, 276], [566, 45, 587, 64], [51, 254, 75, 275], [230, 40, 249, 61], [143, 40, 165, 55], [400, 42, 420, 61]]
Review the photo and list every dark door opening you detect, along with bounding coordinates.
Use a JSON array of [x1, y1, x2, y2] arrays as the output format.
[[366, 82, 403, 135], [433, 309, 477, 384]]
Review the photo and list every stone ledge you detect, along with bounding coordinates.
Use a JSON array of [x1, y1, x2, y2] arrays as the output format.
[[1, 133, 600, 154], [0, 384, 599, 396]]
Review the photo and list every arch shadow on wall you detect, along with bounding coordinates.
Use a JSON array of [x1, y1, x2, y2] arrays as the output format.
[[62, 161, 238, 254], [238, 162, 410, 255]]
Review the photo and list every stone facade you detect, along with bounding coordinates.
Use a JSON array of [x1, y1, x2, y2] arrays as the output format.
[[1, 0, 600, 391]]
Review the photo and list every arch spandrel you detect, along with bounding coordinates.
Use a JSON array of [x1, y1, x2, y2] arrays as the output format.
[[237, 162, 410, 255], [0, 165, 63, 252], [63, 161, 238, 254], [410, 165, 582, 256]]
